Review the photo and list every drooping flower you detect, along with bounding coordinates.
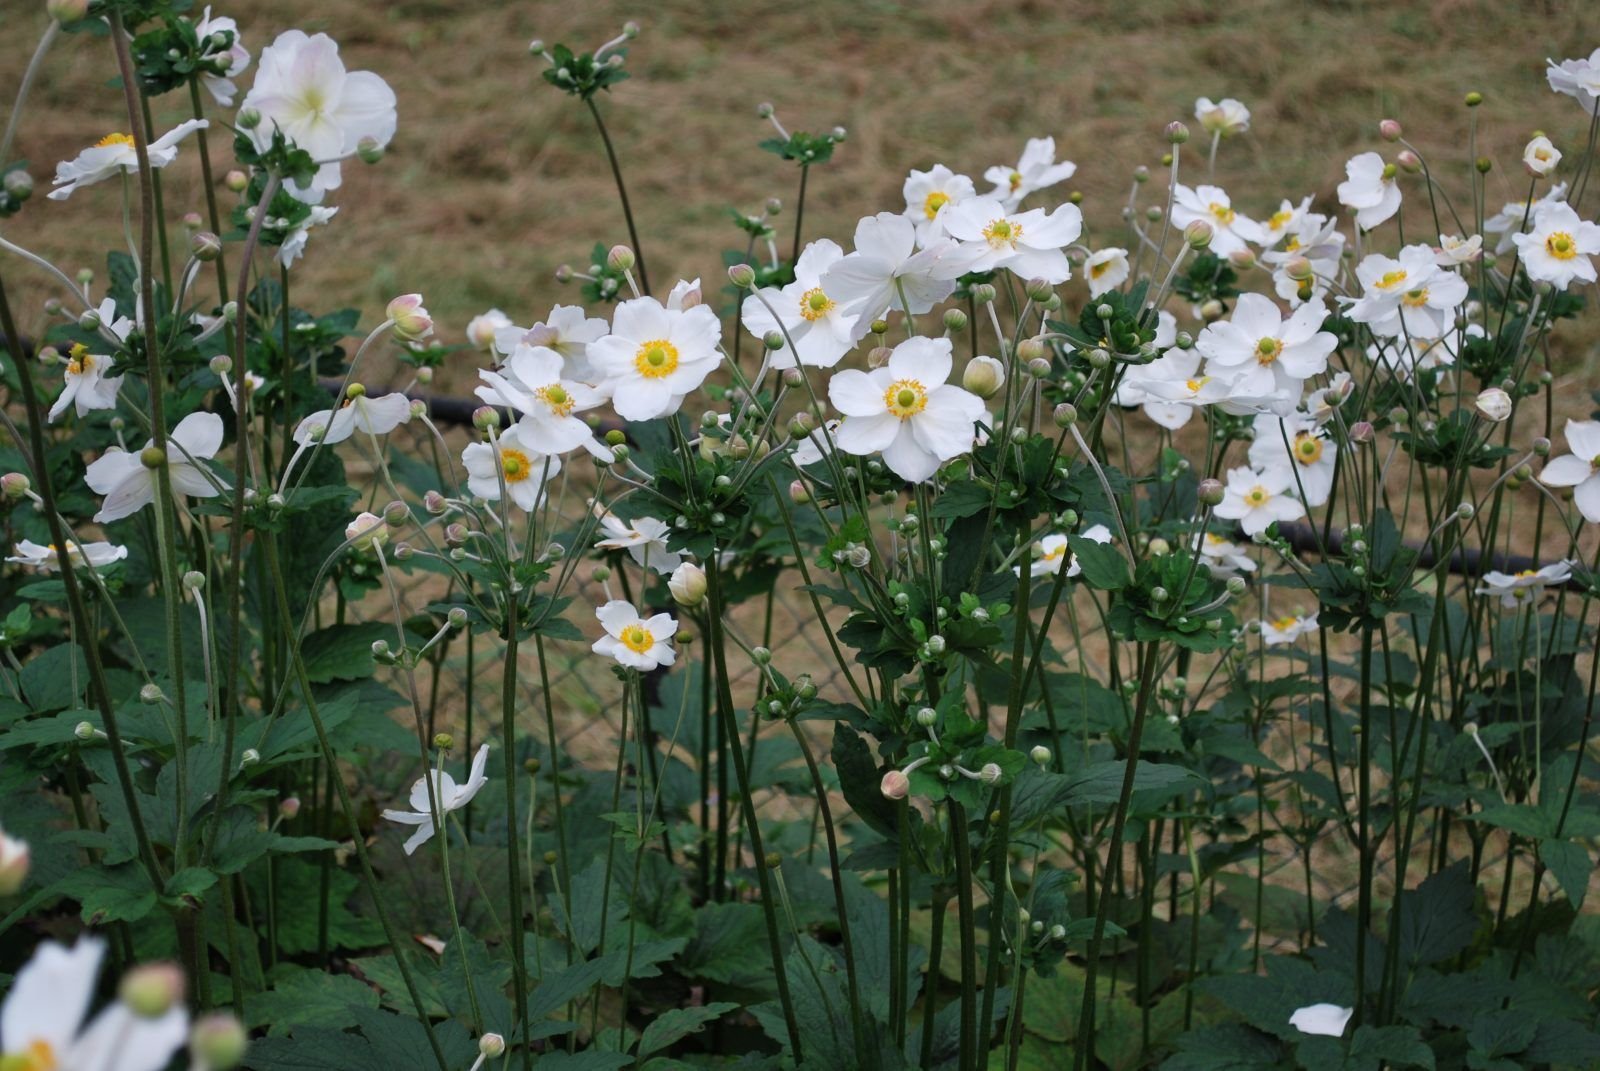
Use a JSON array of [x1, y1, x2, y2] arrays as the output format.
[[1538, 419, 1600, 523], [594, 513, 685, 576], [241, 30, 398, 198], [7, 540, 128, 571], [982, 137, 1076, 209], [740, 239, 860, 368], [1512, 201, 1600, 290], [588, 296, 723, 421], [1261, 612, 1319, 646], [936, 196, 1082, 284], [1547, 49, 1600, 115], [0, 938, 188, 1071], [1214, 465, 1306, 537], [475, 346, 609, 457], [465, 309, 512, 352], [85, 411, 226, 524], [381, 744, 491, 855], [193, 6, 252, 107], [902, 164, 976, 243], [1084, 248, 1130, 297], [48, 299, 133, 422], [1336, 152, 1402, 230], [1170, 184, 1262, 256], [291, 390, 413, 446], [1196, 293, 1336, 400], [827, 336, 988, 483], [1289, 1003, 1354, 1038], [1477, 562, 1573, 608], [461, 419, 561, 513], [275, 203, 338, 268], [821, 213, 961, 337], [1194, 96, 1250, 137], [1343, 246, 1467, 339], [1248, 413, 1337, 506], [48, 120, 209, 200], [387, 294, 433, 341], [592, 599, 678, 671]]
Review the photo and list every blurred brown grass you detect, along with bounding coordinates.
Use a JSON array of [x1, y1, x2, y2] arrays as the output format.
[[4, 0, 1600, 396]]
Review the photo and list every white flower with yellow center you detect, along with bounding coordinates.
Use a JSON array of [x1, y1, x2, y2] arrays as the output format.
[[1014, 524, 1111, 579], [740, 239, 860, 368], [1477, 562, 1573, 608], [1484, 183, 1568, 254], [194, 6, 252, 107], [1261, 612, 1319, 646], [1195, 96, 1251, 137], [241, 30, 397, 199], [1547, 48, 1600, 115], [1523, 135, 1562, 177], [1258, 195, 1313, 248], [1084, 247, 1130, 298], [937, 196, 1082, 284], [1214, 465, 1305, 537], [1194, 530, 1257, 578], [1539, 419, 1600, 523], [1262, 213, 1344, 307], [821, 213, 961, 340], [7, 540, 127, 571], [593, 599, 678, 671], [86, 411, 226, 524], [461, 419, 561, 513], [0, 938, 188, 1071], [1343, 245, 1466, 339], [902, 164, 976, 243], [1197, 293, 1336, 401], [48, 299, 133, 423], [1434, 233, 1483, 267], [982, 136, 1076, 209], [495, 305, 610, 383], [1116, 323, 1208, 431], [588, 296, 722, 421], [595, 513, 685, 576], [476, 346, 610, 458], [48, 120, 209, 201], [1248, 413, 1336, 506], [1513, 201, 1600, 290], [382, 744, 492, 855], [292, 390, 413, 447], [1170, 183, 1263, 256], [1336, 152, 1402, 230], [827, 336, 987, 483]]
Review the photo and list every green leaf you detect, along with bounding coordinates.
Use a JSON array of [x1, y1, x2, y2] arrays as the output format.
[[1068, 535, 1129, 591], [300, 623, 394, 684], [1065, 760, 1202, 810], [60, 861, 157, 925], [163, 866, 218, 906], [1538, 839, 1591, 908], [635, 1002, 739, 1061], [1350, 1025, 1435, 1070], [831, 724, 898, 841], [245, 965, 381, 1035]]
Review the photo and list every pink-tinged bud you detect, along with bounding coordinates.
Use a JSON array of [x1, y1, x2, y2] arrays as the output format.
[[1349, 421, 1375, 444], [386, 294, 433, 342], [472, 406, 501, 431], [46, 0, 88, 24], [1, 473, 31, 500], [445, 523, 469, 548], [423, 490, 448, 515], [346, 512, 388, 552], [0, 830, 29, 895], [606, 245, 636, 273], [1197, 478, 1224, 506], [120, 963, 186, 1017], [1396, 150, 1422, 174], [1227, 248, 1257, 270], [278, 797, 301, 820], [1378, 119, 1402, 142], [789, 479, 811, 505], [727, 263, 756, 288], [181, 211, 204, 231], [1285, 255, 1314, 281], [191, 1014, 249, 1070], [192, 232, 223, 262], [1165, 121, 1190, 144], [880, 769, 910, 800], [224, 169, 248, 192]]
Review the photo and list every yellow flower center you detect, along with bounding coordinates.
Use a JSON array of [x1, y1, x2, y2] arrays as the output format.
[[1402, 288, 1430, 307], [67, 343, 92, 376], [1209, 202, 1235, 225], [983, 217, 1022, 247], [1089, 258, 1115, 279], [1256, 337, 1283, 365], [534, 384, 574, 417], [1376, 269, 1409, 290], [1268, 209, 1293, 231], [798, 287, 835, 322], [923, 191, 950, 220], [1244, 485, 1270, 507], [500, 447, 533, 483], [1272, 615, 1299, 632], [1184, 376, 1210, 393], [95, 132, 135, 148], [883, 379, 928, 419], [1040, 541, 1068, 562], [1008, 170, 1024, 191], [620, 623, 655, 654], [1283, 236, 1302, 253], [633, 339, 680, 379], [0, 1039, 59, 1071], [1293, 431, 1324, 465], [1546, 232, 1577, 260]]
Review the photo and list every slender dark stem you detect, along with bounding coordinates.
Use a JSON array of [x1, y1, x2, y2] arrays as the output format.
[[583, 97, 649, 295], [950, 801, 979, 1071], [502, 616, 532, 1068], [187, 78, 230, 305], [790, 164, 809, 267]]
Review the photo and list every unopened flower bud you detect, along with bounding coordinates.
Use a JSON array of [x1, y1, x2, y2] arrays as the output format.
[[1475, 387, 1512, 422], [190, 1014, 249, 1070], [1029, 745, 1051, 766], [78, 308, 102, 331], [346, 512, 388, 551], [727, 263, 757, 288], [1199, 299, 1224, 322], [880, 769, 910, 800], [979, 762, 1003, 786], [1285, 255, 1314, 281], [1349, 420, 1375, 444], [669, 562, 707, 609], [1053, 402, 1078, 428], [182, 571, 205, 592], [382, 500, 410, 528], [224, 169, 248, 192], [1184, 220, 1214, 249], [0, 830, 29, 895], [479, 1034, 506, 1058], [120, 963, 185, 1017], [236, 107, 261, 130], [473, 406, 501, 431], [140, 446, 167, 469], [789, 479, 811, 504], [1464, 91, 1483, 107], [279, 797, 301, 820], [1227, 248, 1256, 270], [1379, 118, 1402, 142], [1, 473, 31, 499], [607, 245, 636, 273], [192, 231, 223, 261], [962, 356, 1005, 399], [1165, 121, 1190, 144], [1016, 337, 1048, 363], [356, 136, 384, 165], [1397, 150, 1422, 174], [942, 308, 969, 333], [1197, 477, 1224, 506]]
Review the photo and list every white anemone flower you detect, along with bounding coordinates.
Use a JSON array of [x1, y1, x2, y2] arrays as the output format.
[[1547, 49, 1600, 115], [1195, 531, 1257, 578], [1539, 419, 1600, 523], [1194, 96, 1251, 137], [1014, 524, 1111, 579], [1214, 465, 1306, 537], [8, 540, 128, 571], [1343, 246, 1467, 339], [292, 391, 413, 446], [49, 297, 134, 422], [1248, 413, 1337, 506], [1196, 293, 1336, 400], [85, 411, 226, 524], [1484, 183, 1568, 254], [791, 418, 842, 467], [275, 203, 338, 268], [1477, 562, 1573, 608], [828, 336, 988, 483], [48, 120, 208, 201], [1262, 214, 1344, 307], [1261, 612, 1319, 646], [1336, 152, 1402, 230], [461, 419, 561, 513], [194, 7, 251, 107], [594, 514, 686, 576], [1512, 202, 1600, 289], [741, 239, 860, 368], [1085, 248, 1130, 297], [1115, 347, 1204, 431], [476, 346, 609, 457], [1170, 184, 1263, 256], [382, 744, 491, 855], [1289, 1003, 1354, 1038], [588, 296, 722, 421], [1434, 233, 1483, 266], [593, 599, 678, 671], [822, 213, 962, 338], [495, 306, 610, 382], [902, 164, 977, 243], [241, 30, 398, 198], [936, 196, 1083, 284], [983, 137, 1076, 209], [466, 309, 512, 352], [0, 938, 188, 1071], [1257, 196, 1314, 248]]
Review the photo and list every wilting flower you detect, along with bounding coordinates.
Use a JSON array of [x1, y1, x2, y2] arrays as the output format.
[[1547, 49, 1600, 115], [85, 411, 225, 524], [1477, 562, 1573, 608], [1539, 419, 1600, 522], [1336, 152, 1402, 230], [592, 599, 678, 671], [193, 7, 252, 107], [7, 540, 127, 571], [1289, 1003, 1354, 1038], [741, 239, 860, 368], [828, 336, 987, 483], [476, 347, 608, 456], [1512, 202, 1600, 289], [465, 309, 512, 352], [461, 420, 561, 513], [1170, 184, 1261, 256], [242, 30, 398, 198], [0, 938, 189, 1070], [588, 296, 723, 421], [1214, 465, 1306, 537], [821, 213, 960, 336], [292, 391, 413, 447], [902, 164, 976, 243], [1344, 246, 1467, 339], [48, 120, 208, 200], [983, 137, 1076, 208], [595, 514, 685, 576], [1261, 612, 1319, 646], [1197, 293, 1336, 400], [1195, 96, 1250, 137], [1248, 413, 1336, 506], [937, 196, 1082, 283], [1524, 135, 1562, 177], [381, 744, 491, 855], [1084, 247, 1130, 297]]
